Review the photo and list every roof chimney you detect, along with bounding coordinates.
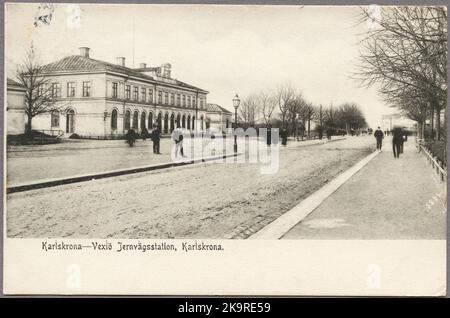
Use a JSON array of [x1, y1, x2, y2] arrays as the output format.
[[116, 57, 126, 67], [139, 63, 147, 69], [79, 47, 90, 58]]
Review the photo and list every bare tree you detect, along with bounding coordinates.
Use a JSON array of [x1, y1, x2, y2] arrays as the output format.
[[258, 91, 277, 126], [16, 45, 64, 136], [299, 102, 315, 138], [335, 102, 367, 134], [238, 94, 259, 128], [275, 82, 297, 128], [314, 104, 325, 139], [356, 6, 447, 140], [324, 104, 336, 129]]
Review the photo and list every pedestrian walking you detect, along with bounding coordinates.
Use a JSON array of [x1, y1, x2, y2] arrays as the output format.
[[141, 127, 148, 141], [151, 125, 161, 154], [392, 127, 403, 158], [281, 127, 288, 146], [172, 124, 185, 158], [266, 125, 272, 146], [326, 127, 332, 140], [374, 126, 384, 150], [125, 129, 136, 147]]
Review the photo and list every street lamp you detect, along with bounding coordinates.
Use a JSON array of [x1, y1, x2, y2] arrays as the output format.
[[232, 94, 240, 153]]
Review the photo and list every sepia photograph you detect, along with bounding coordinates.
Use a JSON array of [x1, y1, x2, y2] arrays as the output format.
[[2, 2, 447, 296]]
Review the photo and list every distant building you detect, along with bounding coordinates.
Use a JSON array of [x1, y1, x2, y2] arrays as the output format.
[[205, 103, 232, 132], [30, 47, 212, 137], [6, 78, 26, 135], [381, 113, 417, 132]]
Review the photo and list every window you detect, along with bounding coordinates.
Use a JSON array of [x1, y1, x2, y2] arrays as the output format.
[[164, 92, 169, 105], [51, 111, 60, 128], [133, 111, 139, 129], [141, 112, 146, 130], [51, 83, 61, 98], [111, 109, 118, 130], [158, 91, 162, 104], [125, 85, 131, 100], [112, 82, 118, 99], [133, 87, 139, 101], [38, 84, 46, 97], [67, 82, 76, 97], [176, 94, 181, 106], [182, 95, 186, 107], [141, 88, 146, 102], [200, 99, 204, 109], [170, 93, 175, 106], [187, 96, 191, 107], [148, 113, 153, 129], [82, 81, 91, 97], [148, 89, 153, 104], [125, 110, 131, 130], [192, 96, 196, 108]]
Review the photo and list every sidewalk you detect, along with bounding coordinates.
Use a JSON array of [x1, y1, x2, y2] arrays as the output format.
[[282, 138, 446, 239], [7, 138, 234, 186], [7, 134, 346, 186]]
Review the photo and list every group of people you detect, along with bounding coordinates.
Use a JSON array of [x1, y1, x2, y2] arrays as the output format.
[[125, 125, 161, 154], [265, 126, 288, 146], [125, 124, 186, 158], [374, 126, 408, 158]]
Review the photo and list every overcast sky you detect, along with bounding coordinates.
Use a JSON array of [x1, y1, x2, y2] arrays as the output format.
[[5, 3, 395, 128]]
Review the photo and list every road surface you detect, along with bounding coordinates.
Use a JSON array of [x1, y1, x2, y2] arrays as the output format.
[[7, 137, 373, 238]]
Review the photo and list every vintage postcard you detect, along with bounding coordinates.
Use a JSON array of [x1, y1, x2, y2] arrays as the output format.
[[2, 2, 447, 296]]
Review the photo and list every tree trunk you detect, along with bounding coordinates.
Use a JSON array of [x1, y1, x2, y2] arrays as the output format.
[[430, 106, 435, 140], [307, 119, 311, 139], [291, 115, 296, 136], [25, 115, 33, 138], [436, 108, 441, 141], [417, 121, 424, 139]]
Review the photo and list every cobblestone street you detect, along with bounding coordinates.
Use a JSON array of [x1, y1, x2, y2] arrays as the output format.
[[7, 137, 373, 238]]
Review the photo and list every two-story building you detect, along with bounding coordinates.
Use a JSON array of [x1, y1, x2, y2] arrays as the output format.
[[32, 47, 210, 137], [6, 78, 26, 135]]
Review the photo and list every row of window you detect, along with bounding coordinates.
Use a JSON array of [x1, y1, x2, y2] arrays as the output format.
[[119, 109, 205, 133], [49, 109, 212, 131], [41, 82, 92, 98], [112, 82, 205, 109]]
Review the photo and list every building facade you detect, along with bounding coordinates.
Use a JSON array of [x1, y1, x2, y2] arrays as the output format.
[[6, 78, 26, 135], [205, 103, 232, 133], [32, 47, 210, 137]]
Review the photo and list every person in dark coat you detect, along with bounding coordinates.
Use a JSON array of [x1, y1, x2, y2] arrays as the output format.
[[141, 127, 148, 141], [266, 125, 272, 146], [374, 126, 384, 150], [392, 127, 403, 158], [281, 128, 288, 146], [326, 127, 332, 140], [125, 129, 136, 147], [151, 125, 161, 154]]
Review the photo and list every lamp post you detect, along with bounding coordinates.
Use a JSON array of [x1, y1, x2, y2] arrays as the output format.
[[232, 94, 240, 153]]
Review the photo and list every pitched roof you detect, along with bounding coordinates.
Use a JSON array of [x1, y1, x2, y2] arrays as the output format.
[[41, 55, 208, 93], [7, 78, 26, 91], [7, 78, 23, 86], [207, 103, 233, 114]]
